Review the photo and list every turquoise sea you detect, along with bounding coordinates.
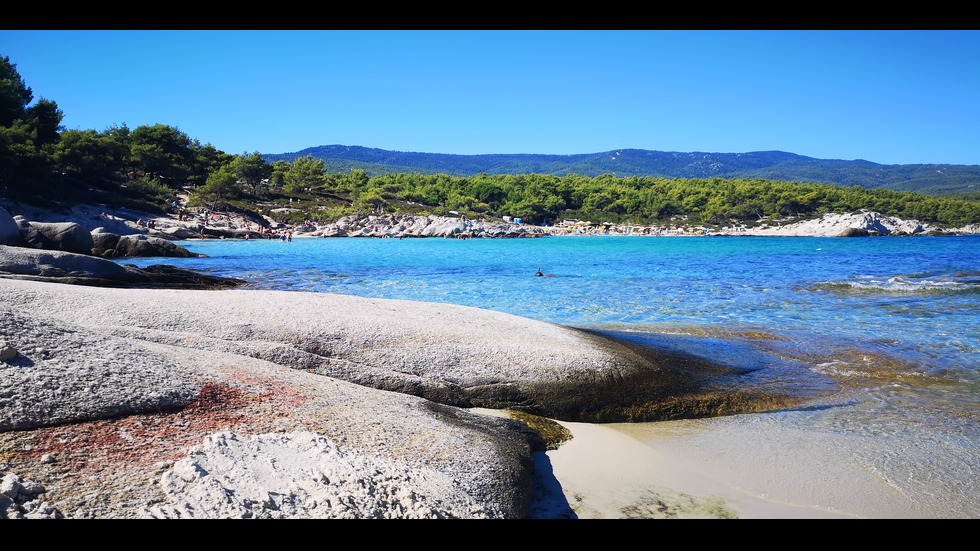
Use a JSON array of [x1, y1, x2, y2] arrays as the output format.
[[129, 234, 980, 517]]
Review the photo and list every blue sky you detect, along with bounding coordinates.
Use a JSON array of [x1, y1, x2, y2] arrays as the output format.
[[2, 30, 979, 165]]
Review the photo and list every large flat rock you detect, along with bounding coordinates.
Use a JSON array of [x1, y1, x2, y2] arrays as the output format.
[[0, 279, 538, 518], [0, 245, 239, 289], [0, 278, 796, 424], [0, 278, 820, 518]]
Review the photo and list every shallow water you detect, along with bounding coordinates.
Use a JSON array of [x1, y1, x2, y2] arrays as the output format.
[[127, 234, 980, 516]]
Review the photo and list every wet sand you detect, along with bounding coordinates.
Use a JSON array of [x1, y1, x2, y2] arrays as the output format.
[[524, 414, 936, 519]]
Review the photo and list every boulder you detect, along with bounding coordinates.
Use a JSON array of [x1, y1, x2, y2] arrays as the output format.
[[837, 227, 871, 237], [90, 230, 203, 258], [892, 219, 924, 235], [112, 234, 201, 258], [90, 229, 121, 256], [316, 226, 348, 238], [0, 473, 63, 519], [0, 244, 142, 280], [419, 219, 467, 237], [0, 245, 239, 289], [0, 340, 17, 362], [16, 220, 95, 255], [0, 207, 19, 246], [158, 225, 202, 240]]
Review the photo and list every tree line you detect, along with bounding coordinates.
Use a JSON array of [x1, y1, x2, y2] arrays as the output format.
[[275, 166, 980, 228], [2, 54, 978, 228]]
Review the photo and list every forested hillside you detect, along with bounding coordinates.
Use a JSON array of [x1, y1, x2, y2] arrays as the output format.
[[285, 170, 980, 228], [2, 53, 979, 230], [264, 145, 980, 197]]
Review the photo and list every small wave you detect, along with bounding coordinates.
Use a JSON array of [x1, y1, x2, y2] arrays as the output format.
[[811, 272, 980, 295]]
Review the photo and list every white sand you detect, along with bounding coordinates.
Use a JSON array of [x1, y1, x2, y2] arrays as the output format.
[[524, 415, 937, 519]]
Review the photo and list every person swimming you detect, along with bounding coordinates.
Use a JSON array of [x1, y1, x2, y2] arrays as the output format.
[[535, 266, 554, 277]]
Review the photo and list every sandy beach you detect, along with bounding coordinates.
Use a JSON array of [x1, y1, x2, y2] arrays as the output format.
[[517, 412, 941, 519]]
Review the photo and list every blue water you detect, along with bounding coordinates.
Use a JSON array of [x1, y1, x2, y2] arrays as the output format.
[[127, 234, 980, 516], [134, 235, 979, 364]]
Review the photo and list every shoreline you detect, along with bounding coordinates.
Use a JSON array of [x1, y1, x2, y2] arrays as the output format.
[[518, 414, 936, 519], [6, 277, 825, 518], [538, 210, 978, 238], [1, 276, 919, 519], [6, 199, 977, 243], [1, 272, 970, 518]]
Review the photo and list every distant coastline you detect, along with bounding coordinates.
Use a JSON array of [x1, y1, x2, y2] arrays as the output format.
[[540, 211, 980, 238], [5, 200, 976, 250]]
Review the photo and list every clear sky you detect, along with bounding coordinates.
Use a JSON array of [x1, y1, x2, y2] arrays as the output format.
[[2, 30, 979, 165]]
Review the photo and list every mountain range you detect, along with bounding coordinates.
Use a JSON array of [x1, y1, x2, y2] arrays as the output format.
[[262, 146, 980, 197]]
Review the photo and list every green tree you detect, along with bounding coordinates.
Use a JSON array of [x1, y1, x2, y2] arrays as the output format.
[[187, 141, 233, 187], [191, 165, 241, 210], [0, 56, 64, 192], [283, 155, 326, 193], [129, 124, 199, 185], [354, 188, 389, 211], [469, 179, 506, 211], [52, 128, 122, 185], [27, 98, 62, 149], [269, 160, 290, 188], [229, 151, 271, 193], [345, 168, 370, 190], [0, 55, 32, 127]]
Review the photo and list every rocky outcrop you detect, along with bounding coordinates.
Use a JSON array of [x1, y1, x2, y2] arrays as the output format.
[[836, 227, 871, 238], [0, 245, 240, 289], [0, 244, 142, 281], [0, 205, 219, 288], [312, 213, 546, 239], [0, 277, 824, 518], [1, 472, 63, 519], [1, 205, 202, 259], [2, 279, 820, 425], [0, 279, 555, 518], [90, 230, 203, 258], [15, 219, 95, 255], [745, 211, 943, 237], [199, 226, 263, 240]]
